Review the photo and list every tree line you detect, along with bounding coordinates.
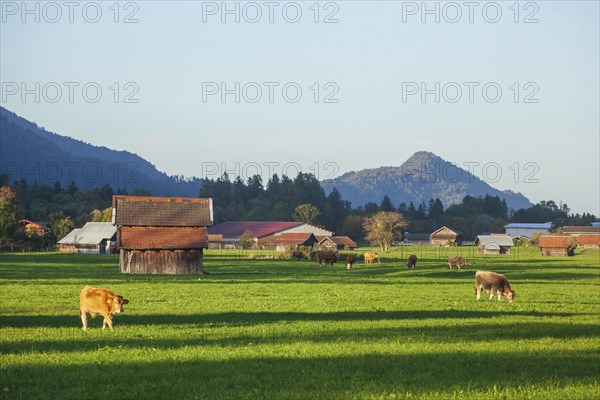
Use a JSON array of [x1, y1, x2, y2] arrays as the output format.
[[0, 172, 597, 248]]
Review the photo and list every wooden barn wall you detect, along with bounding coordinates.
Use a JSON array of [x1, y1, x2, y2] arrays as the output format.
[[120, 249, 204, 274]]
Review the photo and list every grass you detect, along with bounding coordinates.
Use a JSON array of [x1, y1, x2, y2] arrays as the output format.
[[1, 246, 599, 399]]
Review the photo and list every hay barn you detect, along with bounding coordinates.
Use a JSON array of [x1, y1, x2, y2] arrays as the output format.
[[430, 226, 462, 246], [113, 195, 213, 274], [538, 235, 574, 256]]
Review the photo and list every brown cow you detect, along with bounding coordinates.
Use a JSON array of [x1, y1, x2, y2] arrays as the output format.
[[447, 256, 468, 269], [79, 286, 129, 332], [364, 252, 380, 264], [475, 271, 516, 302], [346, 254, 357, 269], [406, 254, 417, 268], [316, 251, 338, 267]]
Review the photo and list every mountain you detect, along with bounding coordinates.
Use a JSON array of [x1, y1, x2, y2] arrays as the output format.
[[321, 151, 533, 211], [0, 107, 202, 196]]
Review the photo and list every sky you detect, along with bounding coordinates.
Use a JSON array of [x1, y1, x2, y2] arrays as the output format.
[[1, 1, 598, 215]]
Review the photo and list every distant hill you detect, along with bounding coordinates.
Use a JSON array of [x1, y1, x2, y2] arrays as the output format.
[[321, 151, 533, 211], [0, 107, 202, 196]]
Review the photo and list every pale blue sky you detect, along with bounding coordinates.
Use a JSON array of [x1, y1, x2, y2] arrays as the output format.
[[1, 1, 598, 214]]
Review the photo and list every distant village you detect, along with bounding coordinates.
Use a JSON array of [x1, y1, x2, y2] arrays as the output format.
[[16, 194, 599, 277]]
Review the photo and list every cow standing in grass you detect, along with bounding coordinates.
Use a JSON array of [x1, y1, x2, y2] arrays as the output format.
[[406, 254, 417, 268], [475, 271, 516, 302], [447, 256, 468, 269], [346, 254, 356, 269], [316, 251, 338, 267], [364, 252, 380, 264]]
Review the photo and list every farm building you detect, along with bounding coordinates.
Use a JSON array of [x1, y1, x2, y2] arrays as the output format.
[[504, 222, 552, 238], [207, 234, 224, 249], [430, 226, 462, 246], [576, 234, 600, 248], [57, 222, 116, 254], [403, 232, 431, 244], [538, 235, 574, 256], [317, 236, 357, 251], [208, 221, 333, 249], [19, 219, 50, 237], [259, 233, 318, 252], [113, 195, 213, 274], [475, 235, 514, 255]]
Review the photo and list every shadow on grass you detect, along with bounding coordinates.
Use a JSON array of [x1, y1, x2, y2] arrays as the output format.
[[2, 350, 598, 399], [2, 319, 599, 355], [0, 309, 583, 329]]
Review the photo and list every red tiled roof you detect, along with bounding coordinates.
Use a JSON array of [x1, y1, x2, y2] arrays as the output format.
[[337, 236, 357, 247], [577, 234, 600, 246], [563, 226, 600, 234], [118, 227, 208, 249], [208, 221, 303, 239], [538, 235, 573, 248], [113, 195, 213, 227]]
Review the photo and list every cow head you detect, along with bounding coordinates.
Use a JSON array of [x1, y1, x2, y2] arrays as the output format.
[[109, 295, 129, 313], [505, 290, 515, 303]]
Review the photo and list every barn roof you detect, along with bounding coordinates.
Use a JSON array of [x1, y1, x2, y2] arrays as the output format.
[[57, 228, 82, 244], [19, 219, 50, 230], [319, 236, 357, 247], [476, 235, 514, 248], [504, 222, 552, 229], [562, 226, 600, 234], [430, 226, 461, 239], [57, 223, 116, 245], [577, 234, 600, 246], [208, 221, 304, 239], [261, 232, 317, 246], [337, 236, 357, 247], [113, 195, 213, 227], [118, 227, 208, 250], [538, 235, 573, 248]]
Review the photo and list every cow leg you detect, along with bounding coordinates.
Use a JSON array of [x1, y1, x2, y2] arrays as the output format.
[[476, 286, 482, 300], [448, 263, 452, 269], [497, 293, 502, 302], [489, 292, 494, 301], [103, 316, 114, 331], [80, 310, 88, 332]]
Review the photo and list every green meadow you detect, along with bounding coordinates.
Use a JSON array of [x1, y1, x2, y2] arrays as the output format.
[[1, 246, 599, 399]]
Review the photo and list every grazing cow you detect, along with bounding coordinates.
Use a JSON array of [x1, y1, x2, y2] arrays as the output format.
[[316, 251, 338, 267], [346, 254, 357, 269], [406, 254, 417, 268], [364, 252, 380, 264], [475, 271, 516, 302], [79, 286, 129, 332], [447, 256, 468, 269]]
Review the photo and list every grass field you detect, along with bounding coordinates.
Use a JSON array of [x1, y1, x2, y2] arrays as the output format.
[[1, 246, 599, 399]]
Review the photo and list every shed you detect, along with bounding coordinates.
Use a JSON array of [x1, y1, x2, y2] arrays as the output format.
[[475, 235, 514, 255], [57, 223, 116, 254], [113, 195, 213, 274], [317, 236, 357, 251], [430, 226, 462, 246], [538, 235, 574, 256]]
